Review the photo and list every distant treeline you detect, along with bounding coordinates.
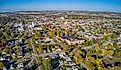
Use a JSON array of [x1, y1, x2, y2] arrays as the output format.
[[66, 15, 121, 19]]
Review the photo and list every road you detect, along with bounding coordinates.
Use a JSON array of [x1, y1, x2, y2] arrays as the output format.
[[29, 30, 42, 70]]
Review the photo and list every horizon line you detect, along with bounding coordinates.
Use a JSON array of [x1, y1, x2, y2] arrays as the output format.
[[0, 9, 121, 13]]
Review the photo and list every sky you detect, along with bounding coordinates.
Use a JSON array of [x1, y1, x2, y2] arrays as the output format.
[[0, 0, 121, 12]]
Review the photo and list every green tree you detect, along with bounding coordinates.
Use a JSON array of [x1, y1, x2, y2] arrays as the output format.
[[113, 42, 119, 49], [107, 43, 113, 49]]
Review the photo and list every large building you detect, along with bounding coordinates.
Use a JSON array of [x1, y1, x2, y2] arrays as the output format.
[[61, 36, 85, 45]]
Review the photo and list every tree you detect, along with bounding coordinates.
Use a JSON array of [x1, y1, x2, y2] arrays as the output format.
[[74, 50, 82, 64], [103, 33, 115, 41], [92, 38, 96, 44], [36, 45, 42, 54], [41, 57, 51, 70], [50, 31, 55, 38], [95, 59, 102, 67], [107, 50, 114, 56], [113, 49, 121, 57], [61, 64, 67, 70], [107, 43, 113, 49], [113, 42, 119, 49], [101, 49, 107, 56]]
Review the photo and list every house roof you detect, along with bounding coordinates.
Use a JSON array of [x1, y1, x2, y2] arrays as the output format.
[[102, 59, 113, 65]]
